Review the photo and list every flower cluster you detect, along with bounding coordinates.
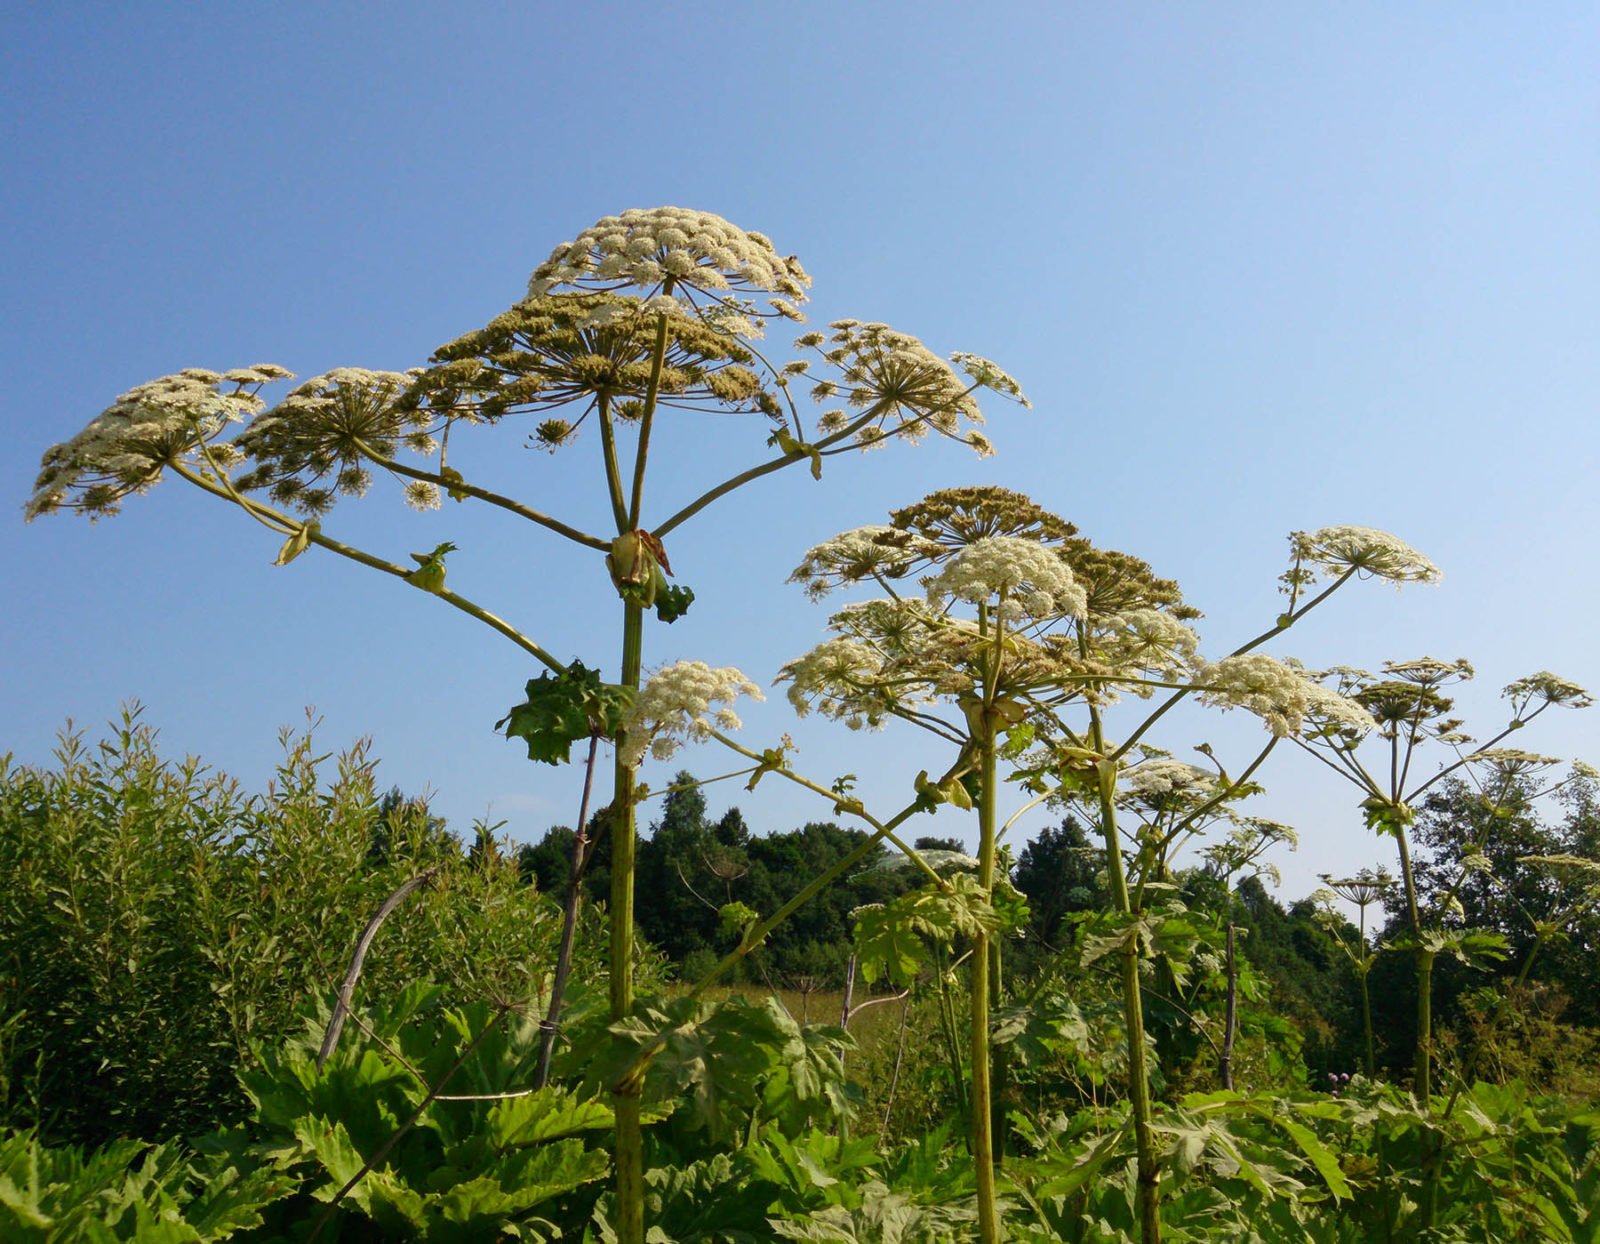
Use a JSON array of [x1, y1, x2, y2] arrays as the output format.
[[1123, 757, 1217, 801], [787, 525, 942, 601], [1465, 747, 1563, 779], [1318, 869, 1396, 908], [1093, 609, 1203, 687], [779, 596, 1089, 731], [619, 660, 763, 767], [924, 535, 1087, 621], [1291, 526, 1441, 586], [402, 293, 774, 435], [234, 369, 428, 516], [778, 636, 896, 730], [800, 320, 994, 455], [1504, 671, 1593, 711], [527, 207, 811, 324], [948, 353, 1031, 408], [1197, 654, 1376, 738], [27, 366, 291, 520]]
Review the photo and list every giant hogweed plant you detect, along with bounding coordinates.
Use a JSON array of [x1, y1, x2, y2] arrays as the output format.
[[1291, 660, 1591, 1103], [25, 207, 1029, 1244], [644, 491, 1446, 1244]]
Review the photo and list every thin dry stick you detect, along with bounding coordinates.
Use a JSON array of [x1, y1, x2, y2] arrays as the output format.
[[318, 865, 443, 1070], [882, 990, 914, 1135], [535, 734, 602, 1088]]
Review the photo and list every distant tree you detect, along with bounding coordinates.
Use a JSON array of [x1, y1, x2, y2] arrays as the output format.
[[368, 785, 456, 866], [1013, 817, 1105, 947], [517, 805, 614, 907], [1401, 773, 1600, 1029]]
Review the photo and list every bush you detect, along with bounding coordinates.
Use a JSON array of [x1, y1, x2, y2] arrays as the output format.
[[0, 708, 568, 1145]]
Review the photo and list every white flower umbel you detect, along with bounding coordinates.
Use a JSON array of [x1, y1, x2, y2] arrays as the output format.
[[1291, 526, 1441, 586], [527, 207, 811, 311], [235, 368, 432, 516], [1096, 609, 1203, 686], [1123, 757, 1217, 800], [27, 366, 291, 520], [788, 525, 942, 601], [1503, 671, 1594, 711], [777, 636, 895, 730], [925, 535, 1087, 621], [804, 320, 1000, 454], [1197, 654, 1376, 738], [619, 660, 763, 768]]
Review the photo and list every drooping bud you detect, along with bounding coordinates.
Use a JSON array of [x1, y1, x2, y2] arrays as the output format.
[[273, 520, 319, 566], [606, 529, 672, 607]]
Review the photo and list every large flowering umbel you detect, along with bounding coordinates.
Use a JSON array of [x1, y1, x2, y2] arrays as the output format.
[[788, 525, 945, 602], [26, 366, 292, 520], [1504, 671, 1593, 713], [1122, 756, 1219, 805], [1092, 609, 1204, 688], [1289, 525, 1441, 588], [924, 535, 1088, 622], [233, 369, 428, 516], [527, 207, 811, 328], [400, 292, 775, 442], [779, 597, 1089, 732], [618, 660, 764, 767], [799, 321, 1009, 455], [1197, 654, 1376, 739]]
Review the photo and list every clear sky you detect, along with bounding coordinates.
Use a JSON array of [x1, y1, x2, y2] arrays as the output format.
[[3, 3, 1597, 900]]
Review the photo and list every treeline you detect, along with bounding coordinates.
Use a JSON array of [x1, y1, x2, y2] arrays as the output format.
[[513, 768, 1600, 1095], [516, 773, 955, 983]]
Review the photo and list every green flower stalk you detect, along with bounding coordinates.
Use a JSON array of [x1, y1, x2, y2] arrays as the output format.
[[1313, 869, 1397, 1078]]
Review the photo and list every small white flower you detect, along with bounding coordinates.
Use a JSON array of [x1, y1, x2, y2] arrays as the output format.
[[403, 481, 442, 511]]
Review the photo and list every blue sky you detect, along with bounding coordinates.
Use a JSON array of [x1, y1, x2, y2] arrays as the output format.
[[3, 3, 1597, 899]]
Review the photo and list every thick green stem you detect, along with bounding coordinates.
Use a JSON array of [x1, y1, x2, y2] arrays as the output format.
[[1359, 905, 1376, 1079], [596, 397, 630, 534], [611, 600, 645, 1244], [971, 702, 1000, 1244], [1391, 825, 1429, 1102], [628, 302, 673, 527], [1220, 920, 1237, 1091], [1091, 748, 1161, 1244]]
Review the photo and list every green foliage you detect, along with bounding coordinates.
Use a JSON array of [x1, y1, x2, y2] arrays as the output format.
[[0, 711, 563, 1145], [243, 983, 614, 1241], [654, 584, 696, 624], [498, 661, 634, 765], [854, 877, 1000, 988], [576, 994, 857, 1147], [0, 1128, 289, 1242]]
